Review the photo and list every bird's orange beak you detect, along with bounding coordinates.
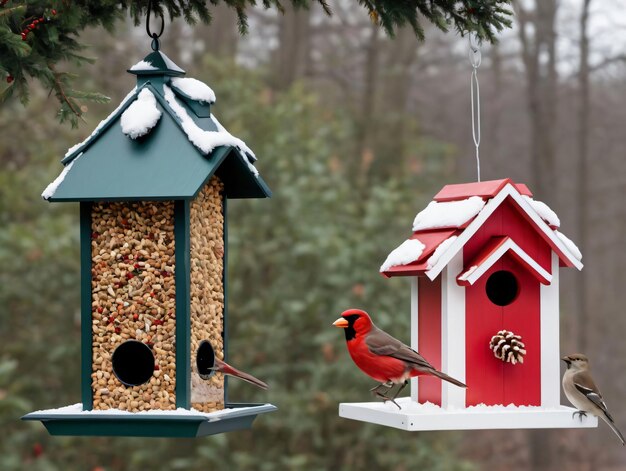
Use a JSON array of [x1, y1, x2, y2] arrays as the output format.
[[333, 317, 349, 328]]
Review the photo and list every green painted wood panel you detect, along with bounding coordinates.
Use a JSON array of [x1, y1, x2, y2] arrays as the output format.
[[174, 200, 191, 408], [222, 196, 229, 403], [80, 202, 93, 410]]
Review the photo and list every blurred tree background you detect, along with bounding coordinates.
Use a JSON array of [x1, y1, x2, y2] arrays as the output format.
[[2, 1, 626, 470]]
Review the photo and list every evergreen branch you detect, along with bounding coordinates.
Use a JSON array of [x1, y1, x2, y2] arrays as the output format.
[[49, 63, 84, 126], [0, 5, 26, 18], [0, 0, 513, 126]]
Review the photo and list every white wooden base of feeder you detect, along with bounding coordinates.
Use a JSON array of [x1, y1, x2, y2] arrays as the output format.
[[339, 397, 598, 431]]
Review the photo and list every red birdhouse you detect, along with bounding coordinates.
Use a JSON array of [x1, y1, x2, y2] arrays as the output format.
[[340, 179, 599, 431]]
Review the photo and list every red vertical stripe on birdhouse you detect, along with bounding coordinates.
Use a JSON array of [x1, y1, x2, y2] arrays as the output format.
[[417, 276, 442, 405], [501, 256, 541, 405], [465, 261, 504, 406]]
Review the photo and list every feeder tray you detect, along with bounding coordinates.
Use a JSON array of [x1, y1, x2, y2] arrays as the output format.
[[22, 403, 277, 438], [339, 398, 597, 432]]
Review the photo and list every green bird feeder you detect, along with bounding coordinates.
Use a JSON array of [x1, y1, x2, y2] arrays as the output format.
[[22, 45, 276, 438]]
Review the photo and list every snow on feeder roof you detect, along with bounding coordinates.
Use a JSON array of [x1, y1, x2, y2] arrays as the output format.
[[120, 88, 162, 139], [380, 179, 582, 278], [42, 50, 269, 202], [170, 77, 216, 104], [127, 50, 185, 76]]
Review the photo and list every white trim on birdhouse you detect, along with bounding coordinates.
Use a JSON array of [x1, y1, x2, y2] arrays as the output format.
[[425, 184, 583, 280], [541, 252, 561, 408], [338, 398, 598, 431], [456, 237, 552, 286], [410, 277, 419, 403], [440, 252, 466, 410]]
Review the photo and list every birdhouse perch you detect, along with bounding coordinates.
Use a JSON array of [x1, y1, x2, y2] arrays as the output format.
[[22, 48, 276, 437], [339, 179, 599, 431]]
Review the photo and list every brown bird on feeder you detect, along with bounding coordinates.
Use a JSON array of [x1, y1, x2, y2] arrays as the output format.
[[562, 353, 624, 445]]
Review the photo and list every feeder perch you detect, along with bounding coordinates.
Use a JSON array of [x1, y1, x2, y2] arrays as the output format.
[[339, 179, 597, 431], [22, 49, 276, 437]]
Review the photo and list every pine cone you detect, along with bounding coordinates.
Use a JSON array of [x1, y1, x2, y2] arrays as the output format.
[[489, 330, 526, 365]]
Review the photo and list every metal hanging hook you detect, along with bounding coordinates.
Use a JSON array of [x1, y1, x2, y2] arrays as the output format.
[[468, 33, 482, 182], [468, 33, 482, 68], [146, 0, 165, 51]]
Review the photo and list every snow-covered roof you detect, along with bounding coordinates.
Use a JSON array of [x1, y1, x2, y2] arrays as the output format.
[[42, 50, 269, 202], [380, 179, 582, 279]]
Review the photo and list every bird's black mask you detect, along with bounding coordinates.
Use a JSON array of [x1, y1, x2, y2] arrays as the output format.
[[342, 314, 359, 341]]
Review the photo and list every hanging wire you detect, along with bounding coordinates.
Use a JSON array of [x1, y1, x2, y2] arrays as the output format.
[[468, 33, 482, 182], [146, 0, 165, 51]]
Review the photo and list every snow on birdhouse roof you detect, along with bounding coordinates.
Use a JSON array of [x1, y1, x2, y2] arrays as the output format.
[[42, 51, 269, 202], [381, 179, 582, 278], [380, 239, 426, 272], [412, 197, 485, 231]]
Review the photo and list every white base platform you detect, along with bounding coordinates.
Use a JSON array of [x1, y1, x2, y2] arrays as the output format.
[[339, 397, 598, 431]]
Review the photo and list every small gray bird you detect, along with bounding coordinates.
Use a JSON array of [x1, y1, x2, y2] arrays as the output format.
[[562, 353, 624, 445]]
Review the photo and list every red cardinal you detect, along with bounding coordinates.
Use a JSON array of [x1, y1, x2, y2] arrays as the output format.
[[333, 308, 465, 408], [206, 358, 269, 390]]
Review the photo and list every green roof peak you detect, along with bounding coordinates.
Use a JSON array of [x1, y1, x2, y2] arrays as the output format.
[[128, 50, 185, 77]]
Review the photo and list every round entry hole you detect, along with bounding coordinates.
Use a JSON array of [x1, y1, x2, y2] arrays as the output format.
[[486, 270, 519, 306], [196, 340, 216, 380], [112, 340, 155, 386]]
